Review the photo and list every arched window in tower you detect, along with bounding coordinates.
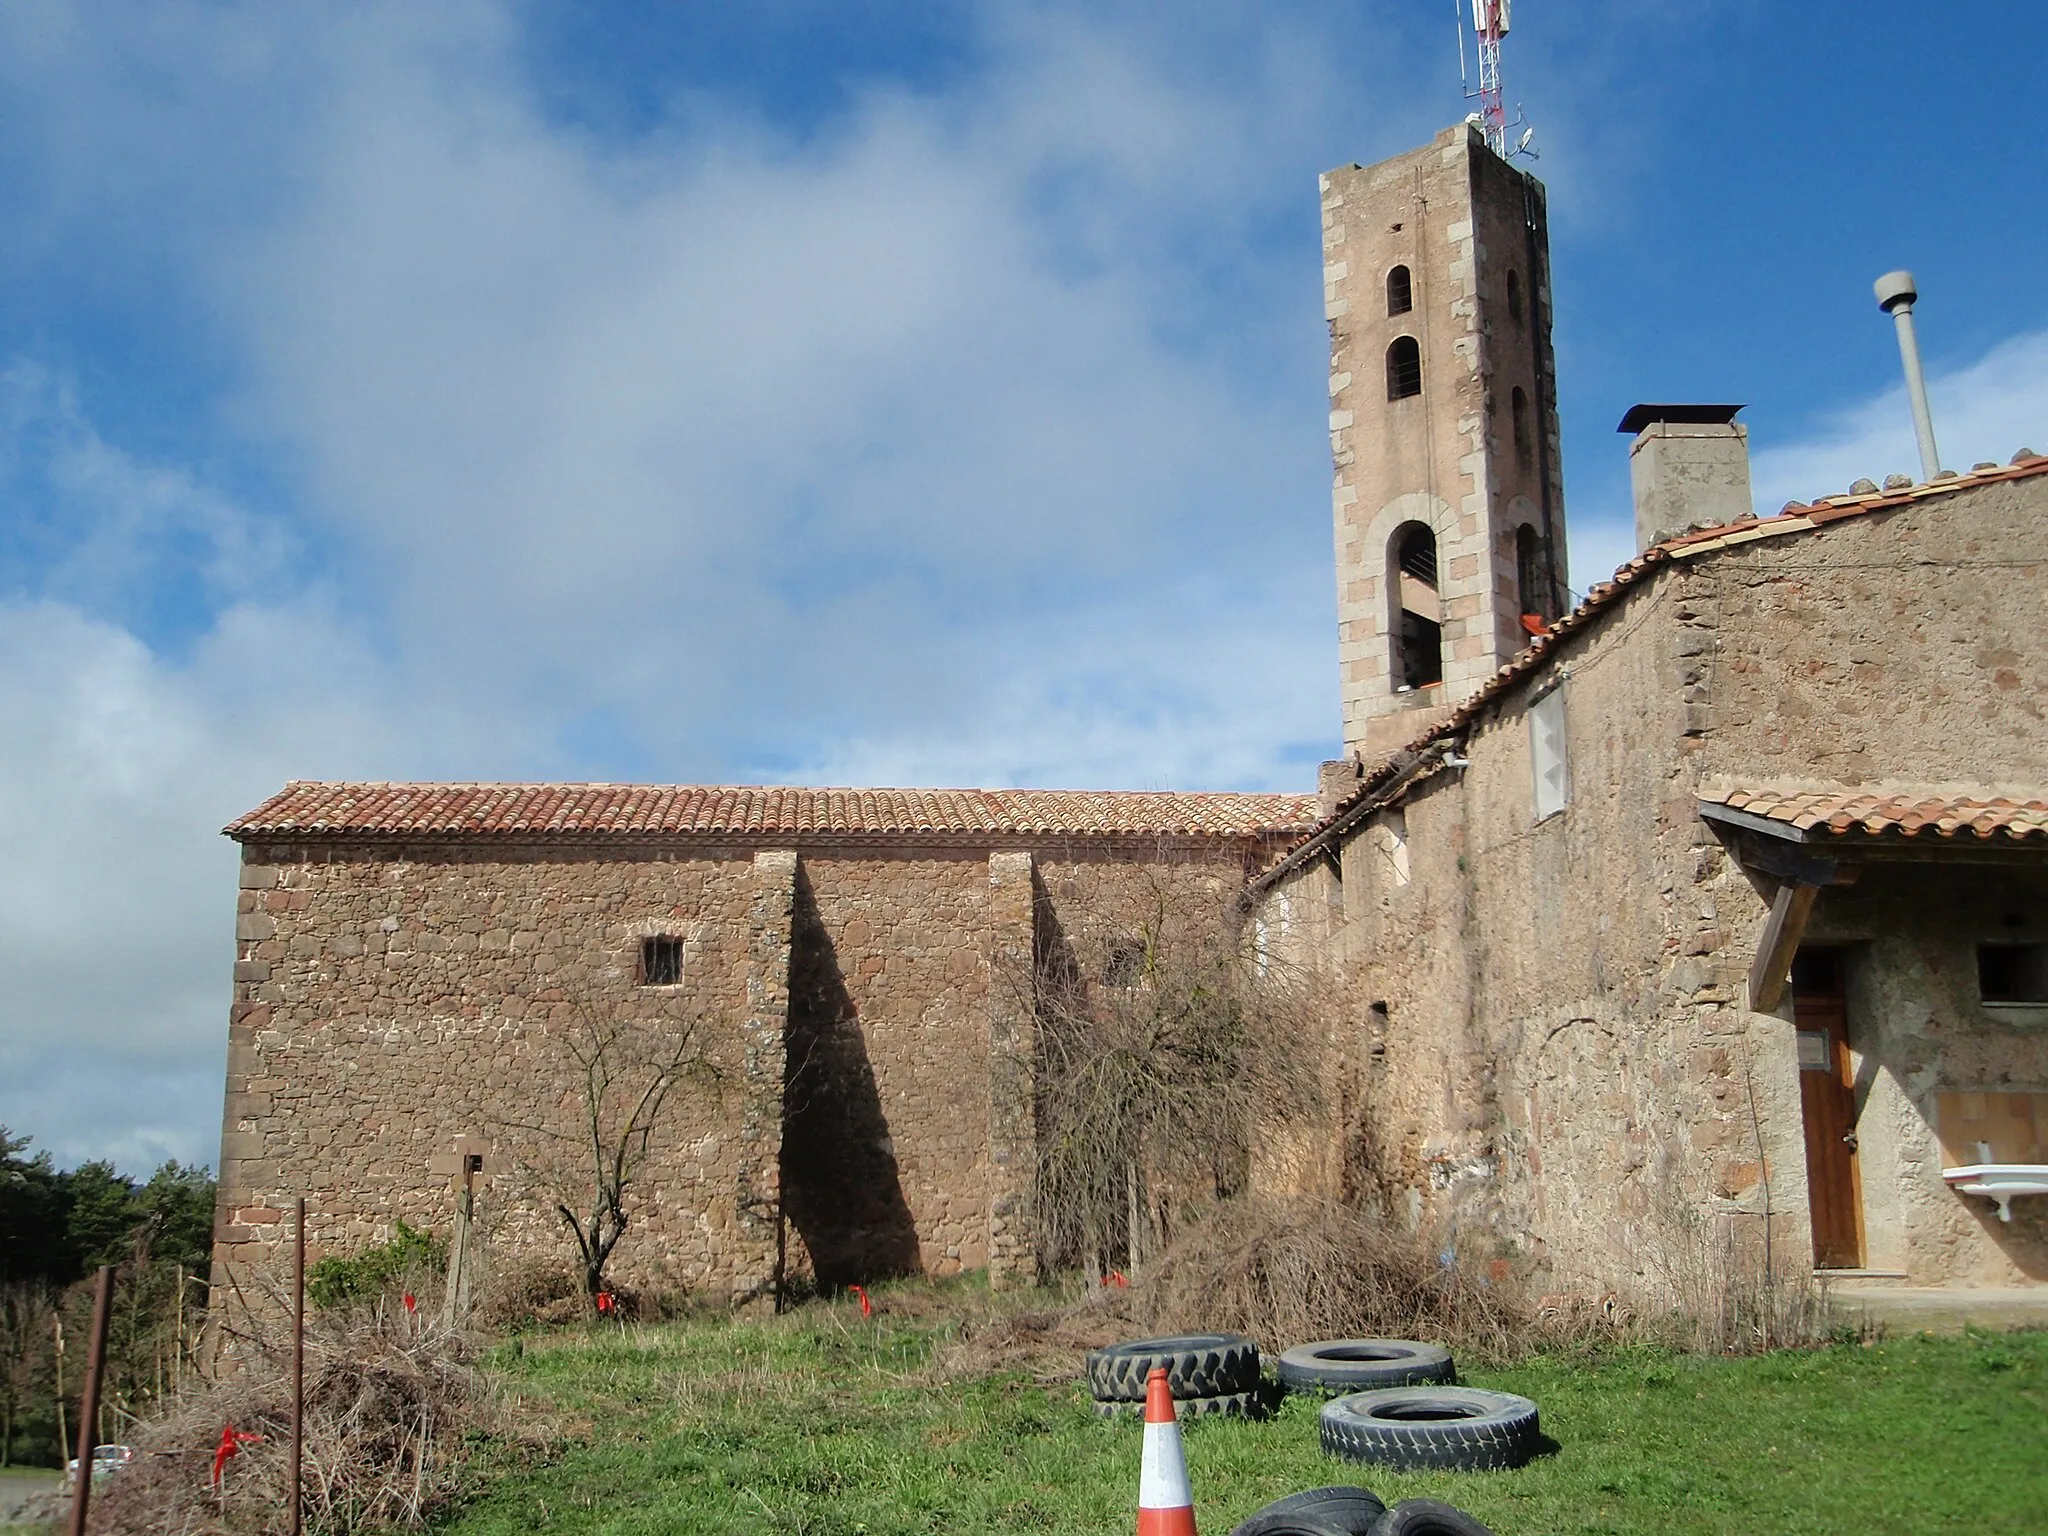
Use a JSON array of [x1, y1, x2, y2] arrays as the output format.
[[1390, 521, 1443, 692], [1507, 268, 1524, 324], [1516, 523, 1551, 625], [1386, 264, 1413, 316], [1511, 386, 1531, 466], [1385, 336, 1422, 401]]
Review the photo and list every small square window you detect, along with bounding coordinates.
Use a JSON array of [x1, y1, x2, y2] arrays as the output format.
[[640, 936, 683, 986], [1979, 943, 2048, 1002], [1102, 940, 1146, 988]]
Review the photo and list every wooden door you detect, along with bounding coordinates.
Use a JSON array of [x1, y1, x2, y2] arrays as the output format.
[[1792, 950, 1863, 1269]]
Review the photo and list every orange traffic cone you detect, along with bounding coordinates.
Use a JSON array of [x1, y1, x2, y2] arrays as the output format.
[[1136, 1366, 1197, 1536]]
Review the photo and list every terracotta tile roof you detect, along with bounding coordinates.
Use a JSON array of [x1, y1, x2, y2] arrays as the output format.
[[225, 782, 1319, 843], [1701, 785, 2048, 843], [1256, 450, 2048, 886]]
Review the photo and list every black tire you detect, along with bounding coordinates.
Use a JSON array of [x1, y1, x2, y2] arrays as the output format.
[[1319, 1388, 1540, 1472], [1368, 1500, 1497, 1536], [1094, 1389, 1261, 1421], [1227, 1515, 1352, 1536], [1230, 1485, 1388, 1536], [1086, 1333, 1260, 1402], [1277, 1340, 1454, 1394]]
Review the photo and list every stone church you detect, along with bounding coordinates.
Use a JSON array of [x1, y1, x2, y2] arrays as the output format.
[[211, 122, 2048, 1306]]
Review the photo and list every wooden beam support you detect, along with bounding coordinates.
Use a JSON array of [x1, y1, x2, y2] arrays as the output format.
[[1749, 880, 1820, 1012], [1732, 830, 1852, 888]]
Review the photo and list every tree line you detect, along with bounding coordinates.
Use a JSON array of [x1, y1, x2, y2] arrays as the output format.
[[0, 1126, 215, 1467]]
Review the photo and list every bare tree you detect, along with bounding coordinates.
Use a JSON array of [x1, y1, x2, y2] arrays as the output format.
[[1010, 865, 1330, 1279], [497, 1002, 718, 1304]]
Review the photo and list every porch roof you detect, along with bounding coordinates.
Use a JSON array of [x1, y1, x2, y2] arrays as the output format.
[[1699, 785, 2048, 846]]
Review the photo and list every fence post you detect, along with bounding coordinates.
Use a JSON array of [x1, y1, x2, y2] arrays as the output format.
[[291, 1197, 305, 1536], [64, 1265, 114, 1536]]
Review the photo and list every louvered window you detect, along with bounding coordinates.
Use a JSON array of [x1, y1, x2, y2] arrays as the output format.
[[1530, 687, 1569, 821]]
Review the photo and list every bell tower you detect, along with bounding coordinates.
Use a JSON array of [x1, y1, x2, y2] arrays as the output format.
[[1323, 123, 1569, 760]]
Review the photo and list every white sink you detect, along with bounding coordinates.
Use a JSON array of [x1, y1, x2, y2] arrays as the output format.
[[1943, 1164, 2048, 1223]]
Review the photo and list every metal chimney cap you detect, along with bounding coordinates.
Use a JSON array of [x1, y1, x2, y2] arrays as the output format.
[[1875, 270, 1919, 314], [1616, 403, 1745, 435]]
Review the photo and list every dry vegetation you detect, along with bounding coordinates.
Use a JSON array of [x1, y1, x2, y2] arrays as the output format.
[[82, 1294, 504, 1536], [1013, 864, 1333, 1279], [942, 1192, 1843, 1391]]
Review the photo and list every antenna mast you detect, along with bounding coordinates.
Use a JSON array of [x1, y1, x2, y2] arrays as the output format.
[[1469, 0, 1509, 157]]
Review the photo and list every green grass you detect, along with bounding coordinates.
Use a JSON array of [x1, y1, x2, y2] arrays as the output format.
[[439, 1287, 2048, 1536]]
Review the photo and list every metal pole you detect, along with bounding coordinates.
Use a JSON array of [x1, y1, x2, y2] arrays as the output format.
[[51, 1317, 66, 1472], [291, 1197, 305, 1536], [64, 1266, 113, 1536], [1875, 270, 1941, 481]]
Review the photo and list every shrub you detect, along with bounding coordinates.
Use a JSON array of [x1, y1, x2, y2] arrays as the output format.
[[308, 1221, 447, 1310]]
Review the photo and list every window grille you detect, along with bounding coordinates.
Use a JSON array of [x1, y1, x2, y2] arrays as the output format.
[[1386, 336, 1422, 400], [1386, 265, 1413, 316], [1394, 522, 1438, 587], [640, 936, 683, 986]]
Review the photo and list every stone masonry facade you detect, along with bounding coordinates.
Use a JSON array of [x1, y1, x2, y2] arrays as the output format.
[[1256, 463, 2048, 1294], [211, 123, 2048, 1319], [1324, 124, 1569, 760], [212, 795, 1310, 1304]]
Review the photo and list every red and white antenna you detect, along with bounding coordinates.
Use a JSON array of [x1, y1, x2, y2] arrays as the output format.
[[1457, 1, 1534, 160]]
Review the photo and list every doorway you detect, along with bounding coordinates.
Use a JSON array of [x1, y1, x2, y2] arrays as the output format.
[[1791, 947, 1864, 1269]]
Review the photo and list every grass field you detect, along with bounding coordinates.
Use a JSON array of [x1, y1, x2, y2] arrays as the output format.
[[441, 1284, 2048, 1536]]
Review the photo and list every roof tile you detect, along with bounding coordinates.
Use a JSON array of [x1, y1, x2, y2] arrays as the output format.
[[225, 782, 1318, 843], [1703, 784, 2048, 842]]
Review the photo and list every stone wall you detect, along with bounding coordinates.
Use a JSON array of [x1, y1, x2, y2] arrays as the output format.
[[1702, 476, 2048, 1283], [212, 835, 1264, 1303], [1266, 472, 2048, 1295]]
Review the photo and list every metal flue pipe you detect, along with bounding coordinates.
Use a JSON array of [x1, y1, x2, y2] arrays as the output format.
[[1874, 270, 1942, 481]]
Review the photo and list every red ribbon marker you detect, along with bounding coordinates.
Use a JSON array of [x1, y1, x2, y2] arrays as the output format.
[[402, 1292, 417, 1314], [1107, 1270, 1130, 1289], [849, 1285, 872, 1318], [211, 1423, 265, 1487], [595, 1289, 614, 1315]]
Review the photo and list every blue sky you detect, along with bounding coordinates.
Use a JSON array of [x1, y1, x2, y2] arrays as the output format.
[[2, 0, 2043, 1173]]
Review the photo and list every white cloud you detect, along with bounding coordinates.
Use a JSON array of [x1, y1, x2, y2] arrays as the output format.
[[1751, 330, 2048, 511], [0, 592, 414, 1171], [3, 2, 2040, 1175], [0, 2, 1355, 1170]]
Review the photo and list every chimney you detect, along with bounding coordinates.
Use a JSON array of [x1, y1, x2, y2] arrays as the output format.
[[1619, 404, 1752, 552]]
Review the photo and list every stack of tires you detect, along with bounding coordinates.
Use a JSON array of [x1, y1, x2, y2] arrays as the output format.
[[1231, 1487, 1500, 1536], [1083, 1332, 1263, 1419], [1279, 1338, 1540, 1474], [1083, 1331, 1541, 1534]]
